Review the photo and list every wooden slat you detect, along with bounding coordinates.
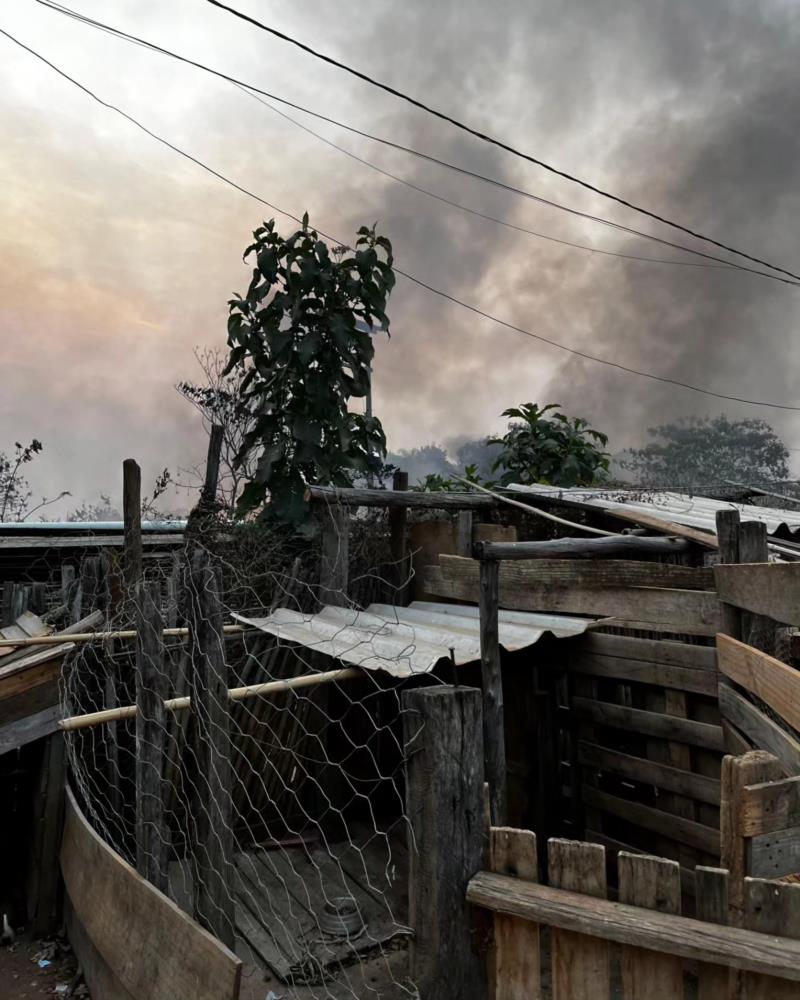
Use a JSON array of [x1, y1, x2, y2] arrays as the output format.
[[489, 827, 541, 1000], [466, 870, 800, 982], [573, 631, 718, 669], [748, 825, 800, 879], [694, 867, 730, 1000], [572, 697, 725, 750], [598, 507, 718, 549], [584, 829, 695, 896], [717, 634, 800, 734], [740, 775, 800, 836], [570, 650, 717, 695], [719, 683, 800, 775], [548, 839, 610, 1000], [743, 878, 800, 999], [430, 556, 721, 631], [0, 703, 60, 754], [617, 852, 683, 1000], [578, 742, 720, 805], [582, 786, 719, 854], [476, 558, 714, 590], [61, 789, 241, 1000], [715, 562, 800, 626]]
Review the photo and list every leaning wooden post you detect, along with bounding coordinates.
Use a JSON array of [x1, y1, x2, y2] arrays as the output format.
[[478, 556, 507, 825], [319, 503, 349, 607], [715, 509, 742, 640], [738, 520, 774, 654], [135, 580, 168, 893], [123, 458, 143, 604], [402, 687, 488, 1000], [190, 550, 236, 949], [202, 424, 224, 508]]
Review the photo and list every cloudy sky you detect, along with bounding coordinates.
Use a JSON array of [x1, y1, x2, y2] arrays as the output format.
[[2, 0, 800, 514]]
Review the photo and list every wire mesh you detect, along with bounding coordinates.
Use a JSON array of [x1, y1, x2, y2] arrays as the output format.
[[56, 512, 453, 1000]]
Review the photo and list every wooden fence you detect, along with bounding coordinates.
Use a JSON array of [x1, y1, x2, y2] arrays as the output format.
[[469, 829, 800, 1000]]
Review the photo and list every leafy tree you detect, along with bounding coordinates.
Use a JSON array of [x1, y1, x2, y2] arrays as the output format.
[[225, 216, 395, 524], [0, 440, 69, 522], [67, 494, 121, 522], [490, 403, 609, 487], [621, 415, 790, 487]]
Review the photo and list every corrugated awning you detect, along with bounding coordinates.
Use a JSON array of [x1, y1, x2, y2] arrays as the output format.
[[234, 600, 596, 678]]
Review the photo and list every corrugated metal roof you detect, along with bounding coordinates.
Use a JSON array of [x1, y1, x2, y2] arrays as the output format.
[[507, 484, 800, 554], [234, 600, 595, 678]]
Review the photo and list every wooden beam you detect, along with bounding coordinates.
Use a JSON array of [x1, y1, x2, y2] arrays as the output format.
[[582, 786, 719, 854], [0, 703, 61, 754], [572, 696, 724, 750], [479, 559, 507, 825], [388, 469, 410, 602], [61, 788, 241, 1000], [430, 556, 721, 631], [570, 651, 718, 696], [470, 555, 713, 589], [715, 508, 742, 641], [306, 484, 495, 509], [578, 742, 720, 805], [717, 633, 800, 733], [134, 581, 167, 892], [402, 686, 487, 1000], [455, 510, 473, 558], [474, 535, 694, 561], [466, 870, 800, 981], [123, 458, 142, 599], [715, 562, 800, 627], [718, 683, 800, 775], [740, 774, 800, 836], [572, 631, 717, 669], [598, 507, 718, 549]]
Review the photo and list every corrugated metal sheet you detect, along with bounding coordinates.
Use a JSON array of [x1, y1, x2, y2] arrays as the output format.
[[234, 600, 595, 678], [507, 484, 800, 551]]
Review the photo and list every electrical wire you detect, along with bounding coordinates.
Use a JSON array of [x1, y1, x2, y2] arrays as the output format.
[[4, 25, 800, 413], [31, 0, 798, 285], [204, 0, 800, 284]]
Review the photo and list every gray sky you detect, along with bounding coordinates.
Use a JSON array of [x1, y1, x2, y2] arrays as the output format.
[[2, 0, 799, 514]]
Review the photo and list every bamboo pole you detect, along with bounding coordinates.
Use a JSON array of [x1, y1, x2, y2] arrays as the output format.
[[59, 665, 363, 732], [0, 623, 249, 648]]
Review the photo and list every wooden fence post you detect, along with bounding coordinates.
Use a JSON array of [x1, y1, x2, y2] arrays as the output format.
[[135, 580, 167, 893], [402, 686, 487, 1000], [456, 510, 473, 557], [319, 504, 349, 607], [479, 557, 507, 825], [738, 521, 774, 654], [720, 750, 783, 926], [389, 469, 410, 603], [190, 550, 235, 949], [123, 458, 142, 604], [488, 827, 540, 1000], [715, 509, 742, 640]]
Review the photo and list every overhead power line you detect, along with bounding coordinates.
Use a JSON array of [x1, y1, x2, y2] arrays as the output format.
[[31, 0, 798, 285], [4, 26, 800, 413], [205, 0, 800, 284]]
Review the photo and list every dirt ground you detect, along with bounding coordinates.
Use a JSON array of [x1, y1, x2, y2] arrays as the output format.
[[0, 936, 85, 1000]]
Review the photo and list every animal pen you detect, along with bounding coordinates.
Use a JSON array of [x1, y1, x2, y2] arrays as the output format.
[[7, 471, 800, 998]]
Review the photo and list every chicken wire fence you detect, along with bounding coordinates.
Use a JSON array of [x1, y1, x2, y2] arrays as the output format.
[[56, 515, 452, 1000]]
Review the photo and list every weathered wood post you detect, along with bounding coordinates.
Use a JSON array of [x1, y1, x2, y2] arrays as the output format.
[[190, 549, 235, 948], [478, 555, 508, 825], [319, 503, 349, 607], [123, 458, 143, 604], [389, 469, 410, 602], [455, 509, 474, 557], [715, 509, 742, 640], [738, 521, 774, 654], [135, 580, 168, 892], [402, 686, 488, 1000]]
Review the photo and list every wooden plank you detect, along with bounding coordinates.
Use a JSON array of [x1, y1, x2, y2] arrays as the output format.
[[572, 696, 724, 750], [456, 509, 473, 558], [573, 631, 717, 670], [0, 703, 60, 754], [570, 650, 717, 695], [306, 483, 496, 509], [738, 524, 776, 655], [715, 562, 800, 627], [748, 825, 800, 879], [720, 751, 784, 926], [61, 788, 241, 1000], [433, 556, 721, 630], [582, 785, 719, 854], [743, 878, 800, 999], [717, 633, 800, 733], [29, 732, 66, 935], [723, 718, 755, 757], [598, 506, 718, 549], [548, 839, 610, 1000], [474, 535, 694, 561], [123, 458, 143, 600], [65, 901, 135, 1000], [740, 775, 800, 836], [489, 827, 541, 1000], [190, 552, 235, 950], [135, 581, 167, 892], [402, 686, 487, 1000], [467, 869, 800, 982], [578, 742, 720, 805], [475, 555, 713, 589], [716, 508, 743, 641], [389, 469, 410, 601], [719, 683, 800, 775], [694, 867, 730, 1000], [585, 829, 696, 896], [480, 559, 507, 825], [617, 852, 683, 1000]]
